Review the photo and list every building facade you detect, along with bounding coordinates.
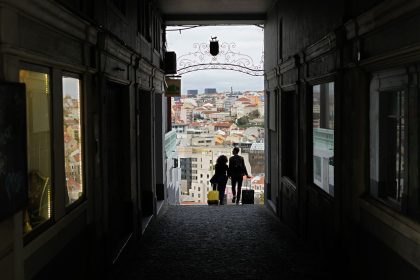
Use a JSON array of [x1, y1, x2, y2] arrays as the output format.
[[187, 89, 198, 97], [204, 88, 217, 94]]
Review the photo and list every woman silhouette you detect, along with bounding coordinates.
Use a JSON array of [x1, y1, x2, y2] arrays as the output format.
[[212, 155, 229, 205]]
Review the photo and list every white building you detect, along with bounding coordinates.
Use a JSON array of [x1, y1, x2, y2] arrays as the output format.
[[165, 130, 181, 205], [178, 146, 252, 204]]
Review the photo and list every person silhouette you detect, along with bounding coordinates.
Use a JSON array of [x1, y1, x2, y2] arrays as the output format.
[[211, 155, 229, 205], [228, 147, 251, 204]]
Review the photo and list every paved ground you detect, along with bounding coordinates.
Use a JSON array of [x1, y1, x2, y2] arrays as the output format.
[[115, 205, 332, 280]]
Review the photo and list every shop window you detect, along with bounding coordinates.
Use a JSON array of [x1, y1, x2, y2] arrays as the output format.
[[19, 69, 52, 234], [63, 77, 83, 206], [312, 82, 334, 196]]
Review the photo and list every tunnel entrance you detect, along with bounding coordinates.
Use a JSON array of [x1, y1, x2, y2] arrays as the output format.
[[165, 25, 266, 206]]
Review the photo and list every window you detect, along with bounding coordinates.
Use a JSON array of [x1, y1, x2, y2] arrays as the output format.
[[20, 69, 52, 234], [20, 67, 86, 238], [63, 77, 83, 206], [268, 91, 277, 131], [312, 82, 334, 196], [138, 0, 151, 41], [282, 91, 298, 182], [369, 68, 420, 217], [207, 174, 209, 178], [153, 15, 161, 52], [198, 194, 201, 198], [377, 90, 405, 203], [200, 174, 203, 178]]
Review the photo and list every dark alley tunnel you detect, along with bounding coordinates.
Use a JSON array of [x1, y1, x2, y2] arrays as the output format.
[[1, 0, 420, 279]]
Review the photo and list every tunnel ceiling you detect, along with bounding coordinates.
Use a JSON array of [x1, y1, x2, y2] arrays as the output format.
[[157, 0, 275, 25]]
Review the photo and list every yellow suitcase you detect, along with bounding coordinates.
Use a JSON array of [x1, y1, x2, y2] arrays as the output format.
[[207, 190, 219, 205]]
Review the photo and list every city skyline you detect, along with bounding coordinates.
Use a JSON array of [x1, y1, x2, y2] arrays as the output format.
[[172, 90, 265, 205]]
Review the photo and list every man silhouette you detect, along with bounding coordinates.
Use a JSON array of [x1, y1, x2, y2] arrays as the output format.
[[228, 147, 251, 204]]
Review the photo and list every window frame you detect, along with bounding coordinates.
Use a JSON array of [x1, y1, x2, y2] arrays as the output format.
[[281, 89, 299, 184], [20, 64, 87, 244], [307, 77, 336, 199], [138, 0, 152, 42], [369, 68, 413, 215], [20, 63, 55, 243]]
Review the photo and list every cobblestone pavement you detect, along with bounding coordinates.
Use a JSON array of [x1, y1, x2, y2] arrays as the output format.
[[116, 205, 332, 280]]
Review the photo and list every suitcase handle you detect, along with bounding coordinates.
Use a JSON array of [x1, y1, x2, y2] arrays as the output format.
[[245, 177, 252, 190]]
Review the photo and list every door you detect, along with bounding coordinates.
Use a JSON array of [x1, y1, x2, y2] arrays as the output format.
[[106, 81, 133, 263]]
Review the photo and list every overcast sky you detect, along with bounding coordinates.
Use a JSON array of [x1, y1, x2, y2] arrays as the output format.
[[166, 25, 264, 94]]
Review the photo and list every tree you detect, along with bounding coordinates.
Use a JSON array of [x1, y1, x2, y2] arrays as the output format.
[[248, 109, 260, 119], [236, 116, 249, 126]]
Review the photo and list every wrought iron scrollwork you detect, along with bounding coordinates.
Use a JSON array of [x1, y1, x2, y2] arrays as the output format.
[[177, 42, 264, 76]]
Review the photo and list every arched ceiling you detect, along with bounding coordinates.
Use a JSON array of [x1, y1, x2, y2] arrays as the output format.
[[156, 0, 276, 25]]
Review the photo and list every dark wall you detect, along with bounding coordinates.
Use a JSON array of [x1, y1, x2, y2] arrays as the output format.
[[55, 0, 165, 58], [280, 0, 344, 59], [265, 0, 420, 277]]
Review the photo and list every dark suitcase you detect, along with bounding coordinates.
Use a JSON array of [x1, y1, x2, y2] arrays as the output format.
[[241, 179, 254, 204]]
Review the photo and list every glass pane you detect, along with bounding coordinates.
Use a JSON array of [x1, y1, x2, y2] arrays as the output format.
[[313, 156, 322, 184], [379, 90, 405, 203], [63, 77, 83, 206], [19, 69, 52, 234], [313, 82, 334, 196]]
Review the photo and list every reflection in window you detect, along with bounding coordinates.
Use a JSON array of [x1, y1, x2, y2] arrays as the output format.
[[63, 77, 83, 206], [19, 69, 52, 234], [313, 82, 334, 196]]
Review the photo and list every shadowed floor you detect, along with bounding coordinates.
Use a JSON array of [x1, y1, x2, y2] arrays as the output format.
[[116, 205, 332, 280]]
